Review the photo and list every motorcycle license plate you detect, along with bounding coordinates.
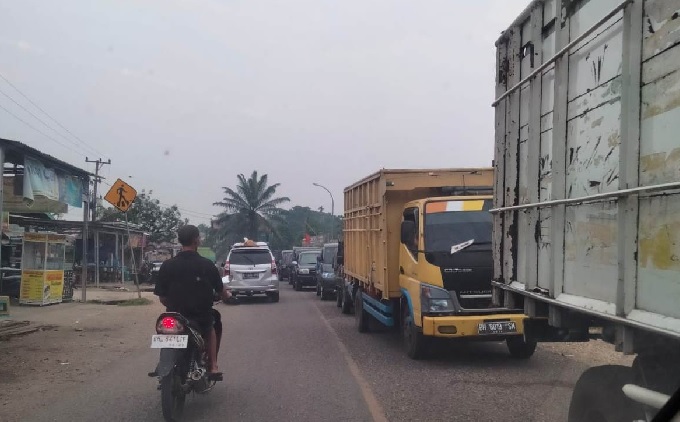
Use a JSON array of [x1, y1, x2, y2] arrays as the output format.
[[150, 334, 189, 349], [477, 321, 517, 335]]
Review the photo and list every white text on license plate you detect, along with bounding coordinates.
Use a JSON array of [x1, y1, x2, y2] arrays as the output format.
[[477, 321, 517, 335], [150, 334, 189, 349]]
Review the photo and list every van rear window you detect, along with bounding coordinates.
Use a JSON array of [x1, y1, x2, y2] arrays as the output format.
[[229, 250, 271, 265]]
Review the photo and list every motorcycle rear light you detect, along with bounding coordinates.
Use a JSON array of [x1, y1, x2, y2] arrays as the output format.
[[156, 317, 185, 334]]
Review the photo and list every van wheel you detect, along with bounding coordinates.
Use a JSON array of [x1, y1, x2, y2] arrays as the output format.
[[402, 303, 429, 360], [354, 290, 370, 333], [568, 365, 642, 422]]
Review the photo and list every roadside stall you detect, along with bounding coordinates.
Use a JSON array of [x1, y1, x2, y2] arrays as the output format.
[[20, 232, 66, 306]]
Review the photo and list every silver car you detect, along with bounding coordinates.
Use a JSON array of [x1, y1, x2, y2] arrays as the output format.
[[222, 245, 279, 302]]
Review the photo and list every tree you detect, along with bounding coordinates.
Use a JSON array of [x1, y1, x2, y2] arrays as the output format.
[[98, 192, 185, 243], [213, 170, 290, 243]]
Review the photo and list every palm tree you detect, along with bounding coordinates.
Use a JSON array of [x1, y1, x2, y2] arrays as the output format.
[[213, 171, 290, 241]]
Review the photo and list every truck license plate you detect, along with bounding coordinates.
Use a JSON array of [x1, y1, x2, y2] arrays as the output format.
[[477, 321, 517, 335], [150, 335, 189, 349]]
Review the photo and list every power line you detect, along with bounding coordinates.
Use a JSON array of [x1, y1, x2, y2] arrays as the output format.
[[0, 71, 106, 157], [0, 102, 81, 155], [0, 87, 99, 157]]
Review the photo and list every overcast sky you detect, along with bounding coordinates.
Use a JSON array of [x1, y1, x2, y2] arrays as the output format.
[[0, 0, 530, 224]]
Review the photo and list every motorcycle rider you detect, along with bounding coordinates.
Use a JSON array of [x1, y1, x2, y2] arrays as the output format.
[[153, 225, 231, 378]]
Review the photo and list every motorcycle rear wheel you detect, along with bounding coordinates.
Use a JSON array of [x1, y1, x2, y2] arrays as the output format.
[[161, 370, 185, 421]]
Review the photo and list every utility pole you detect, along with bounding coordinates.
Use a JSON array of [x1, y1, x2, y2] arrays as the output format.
[[86, 157, 111, 222], [86, 157, 110, 287]]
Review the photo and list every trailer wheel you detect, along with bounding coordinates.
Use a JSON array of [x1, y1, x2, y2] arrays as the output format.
[[354, 290, 370, 333], [567, 365, 642, 422], [506, 336, 536, 359], [402, 302, 429, 360]]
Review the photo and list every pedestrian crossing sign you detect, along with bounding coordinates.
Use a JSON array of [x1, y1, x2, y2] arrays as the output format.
[[104, 179, 138, 212]]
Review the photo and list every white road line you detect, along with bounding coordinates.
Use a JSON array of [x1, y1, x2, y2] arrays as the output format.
[[314, 303, 389, 422]]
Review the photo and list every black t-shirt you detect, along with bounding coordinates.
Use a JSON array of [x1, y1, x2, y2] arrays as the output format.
[[153, 251, 223, 318]]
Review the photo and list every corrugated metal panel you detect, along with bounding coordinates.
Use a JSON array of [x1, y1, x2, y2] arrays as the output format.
[[493, 0, 680, 337]]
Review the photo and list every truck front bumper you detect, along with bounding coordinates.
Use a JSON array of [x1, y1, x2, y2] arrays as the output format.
[[421, 313, 527, 338]]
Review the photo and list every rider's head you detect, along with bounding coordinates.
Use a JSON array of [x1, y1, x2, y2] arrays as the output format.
[[178, 225, 200, 250]]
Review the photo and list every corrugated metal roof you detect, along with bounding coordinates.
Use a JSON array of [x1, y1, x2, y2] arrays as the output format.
[[0, 138, 93, 178]]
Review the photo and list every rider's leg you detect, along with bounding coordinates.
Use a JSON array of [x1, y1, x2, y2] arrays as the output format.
[[213, 309, 222, 356], [207, 327, 219, 373]]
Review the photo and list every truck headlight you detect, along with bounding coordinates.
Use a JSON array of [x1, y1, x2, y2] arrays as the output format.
[[420, 284, 454, 313]]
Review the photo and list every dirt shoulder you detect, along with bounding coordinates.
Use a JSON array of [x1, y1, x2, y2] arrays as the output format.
[[0, 289, 162, 421]]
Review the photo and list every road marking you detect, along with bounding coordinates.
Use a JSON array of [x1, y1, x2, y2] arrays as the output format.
[[313, 303, 389, 422]]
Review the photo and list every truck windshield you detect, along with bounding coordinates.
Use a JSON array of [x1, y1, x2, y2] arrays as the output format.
[[299, 253, 320, 265], [322, 246, 337, 264], [424, 211, 492, 252]]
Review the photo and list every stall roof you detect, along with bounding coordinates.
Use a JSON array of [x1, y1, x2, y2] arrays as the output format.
[[0, 138, 93, 179], [8, 214, 147, 235]]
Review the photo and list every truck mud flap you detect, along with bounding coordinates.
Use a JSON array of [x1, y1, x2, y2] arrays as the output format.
[[155, 348, 183, 377]]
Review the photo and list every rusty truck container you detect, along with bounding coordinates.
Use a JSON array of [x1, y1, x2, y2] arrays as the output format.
[[343, 168, 494, 299], [492, 0, 680, 418]]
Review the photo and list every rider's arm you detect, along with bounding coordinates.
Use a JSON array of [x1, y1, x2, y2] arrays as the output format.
[[153, 263, 170, 306], [208, 263, 231, 300]]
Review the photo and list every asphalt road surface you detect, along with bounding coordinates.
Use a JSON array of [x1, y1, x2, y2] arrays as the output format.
[[22, 283, 631, 422]]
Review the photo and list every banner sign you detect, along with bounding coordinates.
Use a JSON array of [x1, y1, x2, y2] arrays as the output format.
[[22, 157, 83, 209]]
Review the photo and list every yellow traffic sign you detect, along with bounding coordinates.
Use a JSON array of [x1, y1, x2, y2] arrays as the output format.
[[104, 179, 138, 212]]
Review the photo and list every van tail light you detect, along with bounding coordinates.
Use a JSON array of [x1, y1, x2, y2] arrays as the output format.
[[224, 262, 230, 276], [156, 316, 185, 334], [271, 260, 277, 274]]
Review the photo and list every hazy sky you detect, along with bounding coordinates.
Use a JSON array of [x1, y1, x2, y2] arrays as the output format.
[[0, 0, 530, 224]]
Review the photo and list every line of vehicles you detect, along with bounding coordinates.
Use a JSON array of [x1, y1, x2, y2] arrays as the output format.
[[152, 1, 680, 420]]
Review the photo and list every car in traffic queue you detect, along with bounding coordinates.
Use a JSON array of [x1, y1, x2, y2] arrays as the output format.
[[150, 261, 164, 284], [315, 242, 339, 300], [288, 246, 321, 285], [222, 241, 280, 302], [278, 250, 294, 281], [292, 250, 321, 291]]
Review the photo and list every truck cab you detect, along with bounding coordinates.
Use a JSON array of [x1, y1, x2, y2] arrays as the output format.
[[395, 195, 530, 358]]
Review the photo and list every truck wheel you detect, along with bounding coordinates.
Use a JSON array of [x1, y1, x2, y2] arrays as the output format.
[[506, 336, 537, 359], [568, 365, 642, 422], [402, 303, 429, 359], [341, 285, 352, 314], [354, 290, 370, 333]]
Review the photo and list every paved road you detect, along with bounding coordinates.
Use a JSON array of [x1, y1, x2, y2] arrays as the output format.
[[23, 283, 628, 422]]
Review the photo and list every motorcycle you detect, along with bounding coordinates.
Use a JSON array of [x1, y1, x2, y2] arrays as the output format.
[[149, 308, 223, 421]]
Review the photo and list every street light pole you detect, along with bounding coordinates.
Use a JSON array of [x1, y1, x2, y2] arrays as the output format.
[[312, 183, 335, 241]]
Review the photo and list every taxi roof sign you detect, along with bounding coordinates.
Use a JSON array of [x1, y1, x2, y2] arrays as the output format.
[[104, 178, 138, 212]]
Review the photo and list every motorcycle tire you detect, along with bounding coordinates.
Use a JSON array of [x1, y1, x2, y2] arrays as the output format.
[[161, 371, 185, 422]]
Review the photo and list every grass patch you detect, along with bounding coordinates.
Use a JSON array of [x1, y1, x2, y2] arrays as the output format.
[[117, 298, 152, 306], [87, 297, 152, 306]]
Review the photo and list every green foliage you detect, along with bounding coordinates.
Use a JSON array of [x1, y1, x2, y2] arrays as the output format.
[[97, 192, 184, 243], [213, 171, 290, 249]]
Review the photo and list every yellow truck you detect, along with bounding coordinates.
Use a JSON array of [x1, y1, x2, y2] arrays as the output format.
[[340, 168, 536, 359]]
